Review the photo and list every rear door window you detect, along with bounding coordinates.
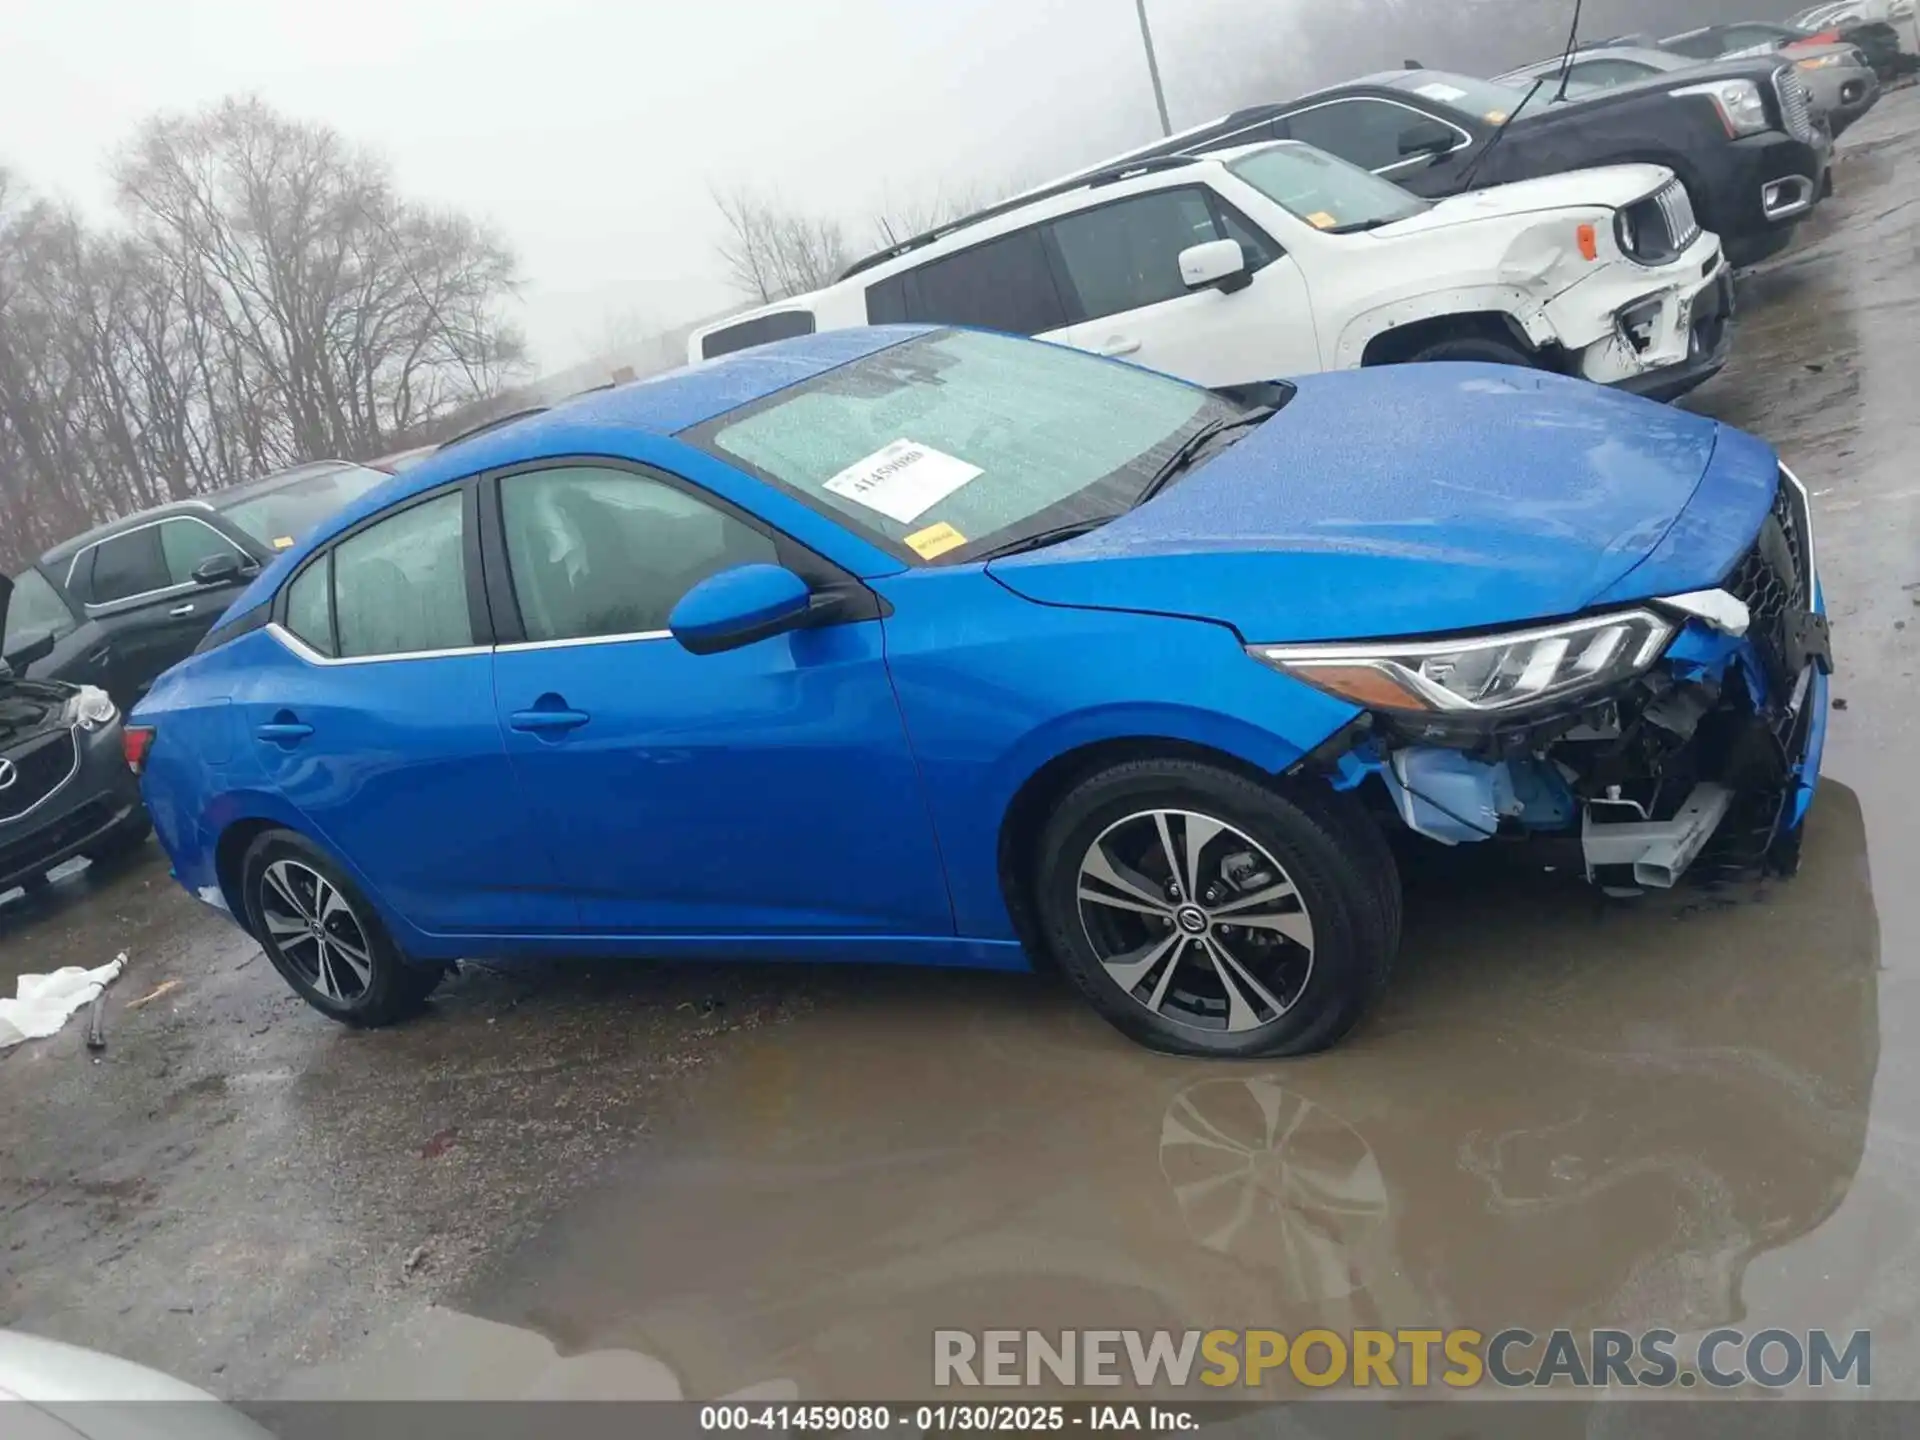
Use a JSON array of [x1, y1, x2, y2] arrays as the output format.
[[283, 557, 336, 658], [84, 528, 170, 604], [329, 492, 472, 658], [893, 228, 1070, 335]]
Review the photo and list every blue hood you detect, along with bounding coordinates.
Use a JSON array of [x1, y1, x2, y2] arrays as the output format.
[[989, 364, 1778, 642]]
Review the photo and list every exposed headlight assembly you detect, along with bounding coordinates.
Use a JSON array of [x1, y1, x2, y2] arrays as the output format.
[[64, 685, 118, 731], [1249, 610, 1673, 716], [1671, 78, 1771, 136], [1796, 52, 1845, 69]]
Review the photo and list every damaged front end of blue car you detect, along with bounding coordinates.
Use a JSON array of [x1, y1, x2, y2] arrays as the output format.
[[1264, 468, 1831, 893]]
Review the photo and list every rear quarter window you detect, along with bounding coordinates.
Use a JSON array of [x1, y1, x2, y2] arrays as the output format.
[[700, 310, 817, 360]]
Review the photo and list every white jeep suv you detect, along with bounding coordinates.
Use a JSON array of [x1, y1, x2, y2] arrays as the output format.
[[690, 142, 1733, 402]]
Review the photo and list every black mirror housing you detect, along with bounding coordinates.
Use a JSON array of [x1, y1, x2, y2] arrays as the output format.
[[191, 551, 246, 586]]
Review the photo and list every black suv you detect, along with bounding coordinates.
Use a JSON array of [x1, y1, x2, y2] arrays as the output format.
[[1101, 63, 1829, 267], [0, 591, 148, 896], [3, 461, 389, 712]]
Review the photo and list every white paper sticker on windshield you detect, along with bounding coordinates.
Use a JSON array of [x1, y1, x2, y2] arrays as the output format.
[[1413, 82, 1468, 102], [822, 439, 983, 525]]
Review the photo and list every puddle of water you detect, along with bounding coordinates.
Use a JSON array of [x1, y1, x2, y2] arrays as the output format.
[[413, 784, 1887, 1401]]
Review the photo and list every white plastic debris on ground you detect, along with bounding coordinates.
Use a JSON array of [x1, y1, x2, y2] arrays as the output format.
[[0, 953, 126, 1050]]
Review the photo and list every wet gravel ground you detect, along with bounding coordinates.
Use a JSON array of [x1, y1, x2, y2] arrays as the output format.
[[3, 85, 1919, 1405]]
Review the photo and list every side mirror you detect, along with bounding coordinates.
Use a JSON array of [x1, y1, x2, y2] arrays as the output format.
[[1178, 239, 1250, 294], [1397, 123, 1457, 159], [669, 563, 813, 656], [191, 551, 247, 586], [3, 631, 56, 671]]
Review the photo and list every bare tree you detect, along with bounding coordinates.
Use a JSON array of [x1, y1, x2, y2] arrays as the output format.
[[0, 101, 527, 574], [711, 187, 850, 304]]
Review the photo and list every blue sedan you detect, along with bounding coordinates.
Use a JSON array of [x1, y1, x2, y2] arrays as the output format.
[[128, 326, 1829, 1056]]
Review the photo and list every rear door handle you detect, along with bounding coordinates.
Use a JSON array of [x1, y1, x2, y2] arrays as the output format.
[[1095, 337, 1141, 357], [509, 708, 591, 735], [255, 722, 313, 744], [168, 603, 195, 618]]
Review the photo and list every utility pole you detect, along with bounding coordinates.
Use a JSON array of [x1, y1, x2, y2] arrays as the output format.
[[1134, 0, 1173, 137]]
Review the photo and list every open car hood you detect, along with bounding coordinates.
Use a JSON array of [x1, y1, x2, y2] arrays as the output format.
[[988, 364, 1778, 643]]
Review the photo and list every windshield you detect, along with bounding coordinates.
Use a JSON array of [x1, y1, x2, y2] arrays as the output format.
[[698, 330, 1241, 564], [1227, 144, 1429, 231], [1398, 72, 1533, 126], [217, 465, 387, 549]]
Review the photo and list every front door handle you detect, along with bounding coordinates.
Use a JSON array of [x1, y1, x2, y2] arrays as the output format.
[[168, 603, 196, 618], [1095, 337, 1141, 357], [509, 707, 591, 735]]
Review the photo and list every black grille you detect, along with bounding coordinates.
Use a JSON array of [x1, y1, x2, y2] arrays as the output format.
[[0, 729, 78, 823], [1723, 473, 1812, 701], [0, 794, 114, 878]]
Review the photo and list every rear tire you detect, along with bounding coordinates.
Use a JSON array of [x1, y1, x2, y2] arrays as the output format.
[[240, 828, 442, 1026], [1405, 335, 1535, 368], [1032, 759, 1399, 1058]]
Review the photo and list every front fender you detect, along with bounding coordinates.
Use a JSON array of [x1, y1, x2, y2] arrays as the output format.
[[875, 568, 1361, 940]]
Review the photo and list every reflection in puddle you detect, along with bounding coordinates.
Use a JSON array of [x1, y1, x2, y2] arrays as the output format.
[[1160, 1078, 1387, 1301], [284, 784, 1882, 1402]]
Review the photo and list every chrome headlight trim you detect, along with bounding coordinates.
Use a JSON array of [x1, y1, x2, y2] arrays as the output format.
[[1249, 608, 1674, 715]]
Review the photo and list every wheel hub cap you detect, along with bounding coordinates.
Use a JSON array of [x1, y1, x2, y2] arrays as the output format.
[[1075, 807, 1317, 1035]]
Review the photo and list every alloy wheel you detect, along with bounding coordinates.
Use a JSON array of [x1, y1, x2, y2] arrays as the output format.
[[1075, 808, 1315, 1033], [258, 859, 376, 1004]]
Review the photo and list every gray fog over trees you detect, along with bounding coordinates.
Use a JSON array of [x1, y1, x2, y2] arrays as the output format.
[[0, 99, 524, 571]]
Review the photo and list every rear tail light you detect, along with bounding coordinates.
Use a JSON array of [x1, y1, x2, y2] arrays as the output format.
[[123, 726, 156, 775]]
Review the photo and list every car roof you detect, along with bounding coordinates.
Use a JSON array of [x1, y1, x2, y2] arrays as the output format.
[[37, 459, 370, 566], [219, 325, 940, 618]]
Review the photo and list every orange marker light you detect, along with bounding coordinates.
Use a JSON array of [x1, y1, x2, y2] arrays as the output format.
[[1576, 223, 1598, 261]]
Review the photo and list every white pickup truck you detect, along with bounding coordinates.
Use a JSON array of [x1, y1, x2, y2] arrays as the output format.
[[690, 141, 1733, 402]]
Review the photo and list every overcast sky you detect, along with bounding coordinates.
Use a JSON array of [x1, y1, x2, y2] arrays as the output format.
[[0, 0, 1768, 375]]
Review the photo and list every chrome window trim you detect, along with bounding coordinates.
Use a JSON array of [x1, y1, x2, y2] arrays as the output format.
[[1278, 96, 1472, 177], [267, 623, 487, 668], [69, 514, 252, 615], [268, 621, 672, 665], [0, 729, 81, 828], [495, 629, 672, 653]]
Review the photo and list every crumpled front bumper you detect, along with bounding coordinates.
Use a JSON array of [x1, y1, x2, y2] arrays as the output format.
[[1557, 237, 1736, 399], [1344, 465, 1829, 891]]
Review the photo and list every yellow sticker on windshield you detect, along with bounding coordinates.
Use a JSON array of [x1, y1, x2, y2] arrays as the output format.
[[271, 536, 295, 550], [904, 521, 967, 559], [1306, 211, 1338, 229], [1485, 110, 1509, 125]]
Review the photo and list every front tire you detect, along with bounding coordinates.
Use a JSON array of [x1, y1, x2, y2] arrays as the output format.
[[240, 829, 442, 1026], [1033, 760, 1399, 1058]]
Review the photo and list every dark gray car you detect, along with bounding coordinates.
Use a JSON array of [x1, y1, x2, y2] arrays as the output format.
[[0, 579, 148, 896], [3, 460, 388, 712]]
